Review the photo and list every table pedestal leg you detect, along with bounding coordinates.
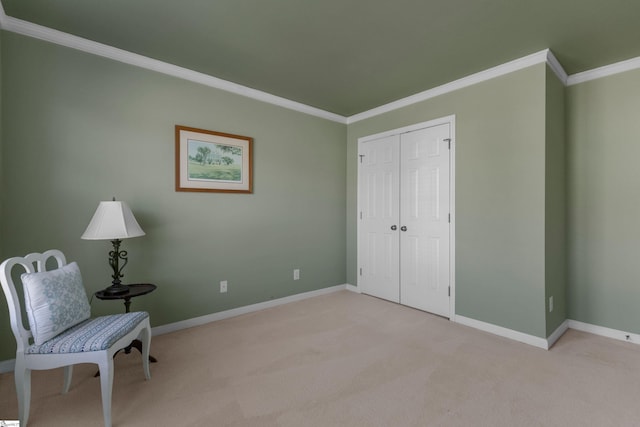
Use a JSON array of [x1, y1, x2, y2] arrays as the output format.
[[94, 342, 157, 377], [125, 339, 158, 363]]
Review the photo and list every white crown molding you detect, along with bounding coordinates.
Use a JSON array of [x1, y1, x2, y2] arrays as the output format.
[[3, 0, 640, 124], [567, 55, 640, 86], [0, 8, 566, 125], [0, 12, 347, 124], [546, 49, 569, 85], [347, 50, 553, 124], [0, 0, 7, 28]]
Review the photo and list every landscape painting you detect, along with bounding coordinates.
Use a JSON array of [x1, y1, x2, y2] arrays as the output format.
[[175, 125, 253, 193], [187, 139, 242, 183]]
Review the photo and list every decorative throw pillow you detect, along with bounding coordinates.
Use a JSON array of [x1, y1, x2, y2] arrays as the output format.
[[21, 262, 91, 345]]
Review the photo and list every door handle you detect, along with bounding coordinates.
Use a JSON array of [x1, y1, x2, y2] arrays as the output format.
[[401, 226, 407, 232], [391, 225, 397, 230]]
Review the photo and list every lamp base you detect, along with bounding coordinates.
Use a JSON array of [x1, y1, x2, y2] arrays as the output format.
[[101, 284, 129, 296]]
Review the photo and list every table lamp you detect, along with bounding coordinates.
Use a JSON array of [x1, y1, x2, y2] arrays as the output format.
[[81, 198, 145, 295]]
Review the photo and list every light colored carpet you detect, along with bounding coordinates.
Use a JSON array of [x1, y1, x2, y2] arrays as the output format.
[[2, 290, 640, 426]]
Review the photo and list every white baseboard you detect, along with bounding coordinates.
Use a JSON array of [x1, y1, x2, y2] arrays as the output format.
[[0, 358, 15, 374], [0, 284, 348, 373], [454, 317, 569, 350], [345, 284, 360, 293], [568, 319, 640, 346], [3, 294, 638, 372], [455, 315, 550, 349], [547, 320, 569, 349], [454, 316, 640, 351], [151, 284, 348, 336]]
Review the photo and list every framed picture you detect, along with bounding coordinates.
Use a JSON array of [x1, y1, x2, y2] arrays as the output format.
[[175, 125, 253, 193]]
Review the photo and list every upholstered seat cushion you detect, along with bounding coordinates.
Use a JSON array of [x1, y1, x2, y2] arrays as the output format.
[[26, 312, 149, 354]]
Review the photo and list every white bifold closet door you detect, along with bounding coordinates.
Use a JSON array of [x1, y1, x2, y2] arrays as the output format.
[[359, 123, 451, 317]]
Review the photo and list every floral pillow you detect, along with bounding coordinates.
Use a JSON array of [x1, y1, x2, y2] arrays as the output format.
[[21, 262, 91, 345]]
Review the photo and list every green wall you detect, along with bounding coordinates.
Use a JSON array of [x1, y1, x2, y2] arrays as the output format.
[[567, 67, 640, 333], [3, 25, 639, 362], [0, 32, 347, 361], [544, 66, 567, 336], [347, 64, 549, 338]]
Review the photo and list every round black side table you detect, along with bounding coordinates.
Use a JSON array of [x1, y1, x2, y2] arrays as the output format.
[[94, 283, 158, 365], [95, 283, 157, 313]]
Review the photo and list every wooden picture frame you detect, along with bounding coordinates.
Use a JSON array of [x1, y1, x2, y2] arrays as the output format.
[[175, 125, 253, 193]]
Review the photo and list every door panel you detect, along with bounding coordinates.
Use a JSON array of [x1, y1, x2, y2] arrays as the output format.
[[359, 135, 400, 303], [399, 124, 450, 316], [358, 121, 451, 318]]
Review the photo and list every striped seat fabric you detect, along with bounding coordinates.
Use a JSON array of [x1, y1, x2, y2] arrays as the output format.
[[26, 312, 149, 354]]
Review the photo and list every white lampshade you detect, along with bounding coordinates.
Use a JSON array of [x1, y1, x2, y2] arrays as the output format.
[[81, 200, 145, 240]]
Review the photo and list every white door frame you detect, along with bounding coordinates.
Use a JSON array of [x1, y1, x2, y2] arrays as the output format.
[[356, 114, 456, 321]]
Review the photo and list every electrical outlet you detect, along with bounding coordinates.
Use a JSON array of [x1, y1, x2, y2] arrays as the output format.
[[549, 296, 553, 312], [220, 280, 228, 293], [293, 269, 300, 280]]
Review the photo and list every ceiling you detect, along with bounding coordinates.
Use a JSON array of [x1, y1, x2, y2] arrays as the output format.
[[3, 0, 640, 116]]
